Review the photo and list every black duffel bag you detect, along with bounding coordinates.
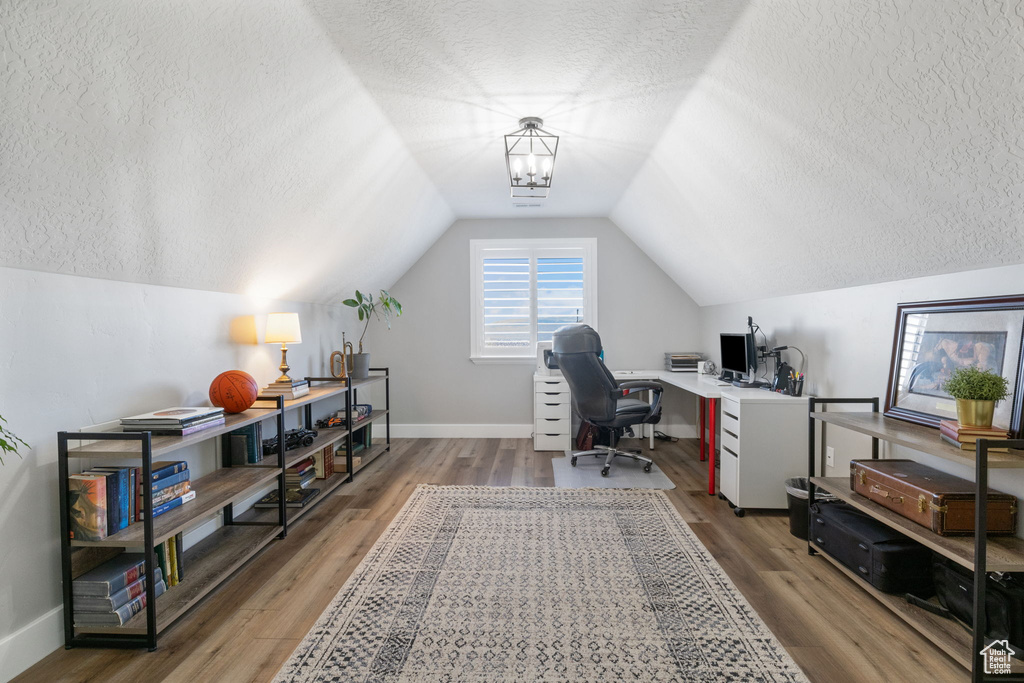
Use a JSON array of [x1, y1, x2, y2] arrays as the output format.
[[907, 557, 1024, 651]]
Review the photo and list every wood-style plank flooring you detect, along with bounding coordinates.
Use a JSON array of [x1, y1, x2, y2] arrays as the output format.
[[16, 438, 966, 682]]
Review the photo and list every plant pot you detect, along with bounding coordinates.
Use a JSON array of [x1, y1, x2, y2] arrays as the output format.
[[956, 398, 995, 428], [351, 353, 371, 380]]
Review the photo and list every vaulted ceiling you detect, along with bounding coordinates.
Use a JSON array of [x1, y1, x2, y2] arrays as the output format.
[[3, 1, 1021, 306]]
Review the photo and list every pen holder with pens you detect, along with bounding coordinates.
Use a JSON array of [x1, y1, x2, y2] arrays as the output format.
[[787, 378, 804, 397]]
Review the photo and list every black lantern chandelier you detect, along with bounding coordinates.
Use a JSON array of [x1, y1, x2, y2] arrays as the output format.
[[504, 117, 558, 199]]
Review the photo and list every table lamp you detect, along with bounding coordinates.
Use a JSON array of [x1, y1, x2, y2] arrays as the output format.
[[265, 312, 302, 384]]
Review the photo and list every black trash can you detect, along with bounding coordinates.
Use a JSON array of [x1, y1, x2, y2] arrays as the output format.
[[785, 477, 836, 540]]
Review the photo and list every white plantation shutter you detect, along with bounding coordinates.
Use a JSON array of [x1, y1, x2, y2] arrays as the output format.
[[471, 239, 597, 360]]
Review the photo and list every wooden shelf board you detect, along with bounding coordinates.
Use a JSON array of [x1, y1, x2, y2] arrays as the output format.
[[810, 477, 1024, 572], [347, 409, 389, 433], [235, 471, 350, 526], [349, 375, 387, 390], [352, 442, 389, 475], [809, 541, 972, 669], [280, 384, 348, 410], [75, 524, 280, 636], [71, 466, 282, 548], [810, 411, 1024, 468], [283, 428, 351, 469], [65, 408, 278, 459]]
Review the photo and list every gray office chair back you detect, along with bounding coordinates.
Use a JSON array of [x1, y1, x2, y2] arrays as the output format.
[[552, 324, 618, 424]]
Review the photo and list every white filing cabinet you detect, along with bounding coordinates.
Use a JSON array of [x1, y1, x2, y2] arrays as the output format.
[[717, 390, 808, 515], [534, 374, 572, 451]]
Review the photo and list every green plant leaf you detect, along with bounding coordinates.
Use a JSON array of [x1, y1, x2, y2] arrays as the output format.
[[342, 299, 358, 307], [943, 366, 1009, 401], [356, 290, 364, 304], [358, 309, 364, 321]]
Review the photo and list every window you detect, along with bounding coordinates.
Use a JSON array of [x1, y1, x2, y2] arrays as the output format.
[[470, 238, 597, 362]]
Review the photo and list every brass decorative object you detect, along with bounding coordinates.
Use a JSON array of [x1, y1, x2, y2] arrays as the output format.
[[330, 333, 354, 379], [265, 312, 302, 384], [955, 398, 996, 429]]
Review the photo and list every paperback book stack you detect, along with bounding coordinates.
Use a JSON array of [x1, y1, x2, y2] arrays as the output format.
[[120, 407, 225, 437], [72, 554, 165, 627], [67, 461, 195, 541], [939, 420, 1010, 453], [254, 455, 322, 509], [285, 457, 317, 489], [260, 379, 309, 401]]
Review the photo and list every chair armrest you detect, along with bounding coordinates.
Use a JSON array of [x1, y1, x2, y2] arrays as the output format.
[[617, 381, 663, 396]]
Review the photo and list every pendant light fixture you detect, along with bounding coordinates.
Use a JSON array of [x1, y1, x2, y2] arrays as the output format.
[[504, 117, 558, 199]]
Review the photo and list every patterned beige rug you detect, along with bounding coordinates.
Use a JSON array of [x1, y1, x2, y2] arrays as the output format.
[[274, 486, 807, 682]]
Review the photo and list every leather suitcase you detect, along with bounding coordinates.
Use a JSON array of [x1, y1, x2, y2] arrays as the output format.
[[809, 502, 933, 595], [850, 459, 1017, 536]]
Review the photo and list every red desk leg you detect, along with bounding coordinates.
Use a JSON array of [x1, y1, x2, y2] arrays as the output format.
[[707, 397, 717, 495], [699, 397, 706, 462]]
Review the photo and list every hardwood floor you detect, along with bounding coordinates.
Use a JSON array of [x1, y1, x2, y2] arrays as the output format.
[[16, 438, 967, 682]]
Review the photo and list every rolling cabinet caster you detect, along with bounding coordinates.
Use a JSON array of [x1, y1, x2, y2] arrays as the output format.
[[727, 501, 735, 509], [570, 456, 578, 467], [643, 464, 652, 473], [734, 508, 745, 518], [601, 467, 610, 476], [717, 492, 725, 500]]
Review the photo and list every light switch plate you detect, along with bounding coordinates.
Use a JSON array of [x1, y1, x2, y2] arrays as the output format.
[[826, 446, 835, 468]]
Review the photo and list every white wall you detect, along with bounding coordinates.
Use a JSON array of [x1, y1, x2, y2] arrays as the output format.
[[367, 218, 702, 436], [0, 1, 453, 305], [699, 263, 1024, 524], [0, 266, 359, 681]]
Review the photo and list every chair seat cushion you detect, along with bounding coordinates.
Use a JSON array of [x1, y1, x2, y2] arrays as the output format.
[[615, 398, 649, 415]]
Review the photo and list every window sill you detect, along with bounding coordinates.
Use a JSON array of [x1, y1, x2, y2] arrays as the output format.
[[470, 356, 537, 365]]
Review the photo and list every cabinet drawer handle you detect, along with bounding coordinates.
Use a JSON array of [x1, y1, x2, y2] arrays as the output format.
[[723, 428, 738, 439], [723, 411, 739, 420]]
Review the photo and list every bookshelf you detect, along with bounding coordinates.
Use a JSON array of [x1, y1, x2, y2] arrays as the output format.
[[57, 368, 391, 650], [807, 400, 1024, 680]]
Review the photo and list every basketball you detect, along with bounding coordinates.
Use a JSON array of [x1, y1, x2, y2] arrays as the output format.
[[209, 370, 259, 414]]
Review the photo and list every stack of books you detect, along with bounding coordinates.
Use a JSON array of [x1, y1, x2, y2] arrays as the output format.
[[313, 444, 335, 479], [939, 420, 1010, 452], [120, 407, 225, 436], [67, 460, 194, 541], [665, 352, 703, 372], [155, 532, 185, 587], [72, 554, 166, 627], [260, 379, 309, 400], [222, 423, 265, 465], [341, 404, 373, 427], [285, 457, 317, 489]]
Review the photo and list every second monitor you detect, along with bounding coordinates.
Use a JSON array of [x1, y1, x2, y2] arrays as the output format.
[[720, 332, 765, 388]]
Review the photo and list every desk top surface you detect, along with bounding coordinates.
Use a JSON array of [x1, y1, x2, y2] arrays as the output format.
[[537, 369, 807, 404]]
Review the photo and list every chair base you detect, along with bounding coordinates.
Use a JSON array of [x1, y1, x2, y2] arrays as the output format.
[[570, 446, 653, 477]]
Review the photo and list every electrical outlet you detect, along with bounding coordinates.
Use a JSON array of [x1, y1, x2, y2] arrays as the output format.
[[826, 446, 835, 468]]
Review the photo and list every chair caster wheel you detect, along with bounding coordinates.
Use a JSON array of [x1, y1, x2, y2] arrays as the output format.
[[570, 457, 578, 467], [643, 464, 652, 473], [718, 492, 725, 500], [601, 467, 610, 476], [734, 508, 745, 518]]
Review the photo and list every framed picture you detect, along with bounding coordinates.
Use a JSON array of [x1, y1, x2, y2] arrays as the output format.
[[884, 294, 1024, 437]]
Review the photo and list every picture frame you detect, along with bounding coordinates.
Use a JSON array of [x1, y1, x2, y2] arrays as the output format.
[[884, 294, 1024, 437]]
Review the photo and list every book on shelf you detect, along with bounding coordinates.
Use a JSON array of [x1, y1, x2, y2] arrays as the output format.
[[174, 532, 184, 582], [938, 420, 1009, 443], [222, 423, 263, 466], [155, 544, 168, 585], [260, 384, 309, 400], [139, 490, 196, 519], [940, 433, 1009, 453], [120, 407, 224, 426], [149, 461, 188, 482], [167, 534, 178, 587], [151, 480, 192, 507], [68, 474, 108, 541], [74, 568, 163, 612], [254, 487, 321, 509], [73, 581, 166, 626], [142, 469, 190, 495], [313, 445, 335, 479], [89, 466, 132, 531], [122, 416, 225, 436], [72, 554, 148, 597]]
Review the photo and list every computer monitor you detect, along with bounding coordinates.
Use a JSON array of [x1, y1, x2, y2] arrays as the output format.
[[720, 332, 758, 379]]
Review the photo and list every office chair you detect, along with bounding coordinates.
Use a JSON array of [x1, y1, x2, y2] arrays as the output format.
[[552, 324, 663, 476]]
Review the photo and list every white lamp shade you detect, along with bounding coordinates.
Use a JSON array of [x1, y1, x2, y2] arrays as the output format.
[[265, 312, 302, 344]]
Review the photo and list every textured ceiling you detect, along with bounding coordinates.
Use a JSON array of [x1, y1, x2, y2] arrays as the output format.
[[1, 1, 453, 304], [611, 0, 1024, 305], [306, 0, 749, 218]]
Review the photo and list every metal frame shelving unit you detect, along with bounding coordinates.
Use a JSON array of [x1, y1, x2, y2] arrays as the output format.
[[57, 368, 390, 650], [807, 397, 1024, 682]]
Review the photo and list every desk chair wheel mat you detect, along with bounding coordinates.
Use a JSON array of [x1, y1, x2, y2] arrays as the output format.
[[552, 455, 675, 490]]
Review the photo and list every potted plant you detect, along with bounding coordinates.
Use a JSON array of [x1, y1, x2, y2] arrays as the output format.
[[342, 289, 402, 379], [943, 366, 1010, 429], [0, 414, 28, 465]]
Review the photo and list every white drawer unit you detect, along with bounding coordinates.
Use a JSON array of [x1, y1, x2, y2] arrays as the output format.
[[534, 374, 573, 451], [716, 391, 808, 516]]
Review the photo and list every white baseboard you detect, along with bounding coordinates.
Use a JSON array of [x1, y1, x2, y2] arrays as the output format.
[[391, 424, 533, 439], [0, 605, 63, 682]]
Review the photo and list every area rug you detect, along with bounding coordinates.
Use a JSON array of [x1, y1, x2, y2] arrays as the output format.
[[551, 454, 675, 489], [274, 486, 807, 682]]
